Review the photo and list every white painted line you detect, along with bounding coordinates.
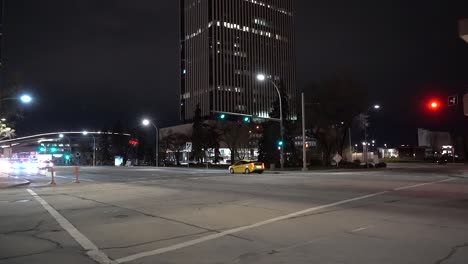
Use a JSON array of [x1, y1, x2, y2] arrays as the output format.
[[27, 189, 116, 264], [115, 191, 388, 263], [393, 178, 455, 191], [351, 227, 370, 232], [55, 175, 94, 182], [116, 177, 458, 263]]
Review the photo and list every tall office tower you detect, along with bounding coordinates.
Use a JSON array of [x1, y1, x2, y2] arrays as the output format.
[[180, 0, 296, 121]]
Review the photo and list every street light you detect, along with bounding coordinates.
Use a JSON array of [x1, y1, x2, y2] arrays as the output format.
[[20, 95, 33, 104], [1, 94, 34, 105], [364, 105, 381, 168], [82, 131, 96, 166], [256, 73, 285, 169], [142, 119, 159, 167]]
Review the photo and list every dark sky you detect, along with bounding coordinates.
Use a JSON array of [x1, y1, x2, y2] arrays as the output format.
[[3, 0, 468, 145]]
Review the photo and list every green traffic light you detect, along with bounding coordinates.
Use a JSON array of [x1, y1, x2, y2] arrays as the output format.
[[50, 147, 58, 153], [243, 117, 250, 123], [65, 154, 71, 160], [278, 140, 284, 147], [39, 147, 46, 153], [220, 114, 226, 119]]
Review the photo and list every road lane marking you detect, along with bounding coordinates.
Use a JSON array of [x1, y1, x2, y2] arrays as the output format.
[[27, 189, 116, 264], [393, 178, 456, 191], [55, 175, 95, 182], [116, 177, 458, 263], [351, 227, 370, 232], [115, 191, 389, 263]]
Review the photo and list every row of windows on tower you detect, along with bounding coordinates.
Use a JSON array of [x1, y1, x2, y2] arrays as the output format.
[[185, 20, 287, 42], [183, 0, 292, 17]]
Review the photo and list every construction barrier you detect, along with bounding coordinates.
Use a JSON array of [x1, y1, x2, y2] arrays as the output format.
[[46, 166, 80, 185]]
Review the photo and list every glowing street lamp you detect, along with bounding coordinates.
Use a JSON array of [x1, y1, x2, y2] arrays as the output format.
[[82, 131, 96, 166], [364, 104, 381, 168], [142, 119, 159, 167], [20, 94, 33, 104], [256, 73, 285, 169]]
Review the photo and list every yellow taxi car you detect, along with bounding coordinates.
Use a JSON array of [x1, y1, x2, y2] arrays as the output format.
[[229, 160, 265, 174]]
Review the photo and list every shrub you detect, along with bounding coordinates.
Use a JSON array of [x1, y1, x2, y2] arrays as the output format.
[[375, 162, 387, 168]]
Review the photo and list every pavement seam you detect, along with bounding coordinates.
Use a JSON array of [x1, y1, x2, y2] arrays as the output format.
[[60, 193, 252, 242], [434, 242, 468, 264], [27, 189, 117, 264], [114, 177, 458, 263], [100, 231, 213, 250]]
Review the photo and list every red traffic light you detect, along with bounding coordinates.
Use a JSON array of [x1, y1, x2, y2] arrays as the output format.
[[427, 99, 441, 111], [129, 139, 139, 146]]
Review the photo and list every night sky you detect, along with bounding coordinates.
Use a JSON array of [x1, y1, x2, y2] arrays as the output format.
[[3, 0, 468, 146]]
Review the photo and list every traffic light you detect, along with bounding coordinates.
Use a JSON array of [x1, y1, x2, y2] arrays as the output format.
[[427, 99, 441, 111], [38, 146, 46, 153], [277, 140, 284, 147], [64, 154, 71, 161], [50, 147, 58, 153], [220, 113, 227, 120], [243, 116, 251, 123]]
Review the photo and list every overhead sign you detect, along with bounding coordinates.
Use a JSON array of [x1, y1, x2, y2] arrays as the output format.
[[448, 95, 458, 106]]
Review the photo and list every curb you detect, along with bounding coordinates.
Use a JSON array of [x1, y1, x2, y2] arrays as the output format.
[[0, 179, 31, 189]]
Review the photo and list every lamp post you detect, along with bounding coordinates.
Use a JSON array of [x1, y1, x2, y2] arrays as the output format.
[[364, 105, 380, 168], [82, 131, 96, 166], [257, 74, 284, 169], [142, 119, 159, 167]]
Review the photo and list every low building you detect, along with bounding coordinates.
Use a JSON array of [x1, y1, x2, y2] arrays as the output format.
[[460, 19, 468, 43], [417, 128, 452, 152]]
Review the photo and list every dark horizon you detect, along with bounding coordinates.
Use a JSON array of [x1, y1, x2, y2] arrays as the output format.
[[2, 0, 468, 146]]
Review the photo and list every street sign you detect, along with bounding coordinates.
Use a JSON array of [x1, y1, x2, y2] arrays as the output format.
[[448, 95, 458, 106], [186, 142, 192, 152], [333, 153, 342, 165], [464, 94, 468, 116]]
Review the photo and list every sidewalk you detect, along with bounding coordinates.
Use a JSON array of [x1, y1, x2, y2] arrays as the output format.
[[0, 175, 31, 188]]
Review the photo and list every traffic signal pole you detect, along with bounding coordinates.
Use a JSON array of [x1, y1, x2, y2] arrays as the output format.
[[302, 93, 307, 171]]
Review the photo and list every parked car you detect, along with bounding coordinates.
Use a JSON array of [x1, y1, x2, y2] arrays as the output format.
[[229, 160, 265, 174]]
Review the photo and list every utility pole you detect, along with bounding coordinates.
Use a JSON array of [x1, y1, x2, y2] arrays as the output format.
[[302, 93, 307, 171]]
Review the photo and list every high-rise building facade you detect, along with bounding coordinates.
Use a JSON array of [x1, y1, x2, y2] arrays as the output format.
[[180, 0, 296, 121]]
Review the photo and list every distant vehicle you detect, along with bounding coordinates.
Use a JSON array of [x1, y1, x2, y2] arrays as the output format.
[[38, 160, 54, 169], [229, 160, 265, 174]]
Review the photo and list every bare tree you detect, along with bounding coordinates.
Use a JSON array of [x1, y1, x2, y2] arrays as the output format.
[[221, 122, 250, 164], [168, 133, 189, 165]]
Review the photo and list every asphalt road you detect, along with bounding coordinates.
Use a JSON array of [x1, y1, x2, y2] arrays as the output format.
[[1, 164, 467, 264]]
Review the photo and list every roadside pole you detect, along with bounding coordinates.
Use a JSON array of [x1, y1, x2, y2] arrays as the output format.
[[348, 127, 353, 162], [75, 167, 80, 183], [49, 167, 56, 185], [302, 93, 308, 171]]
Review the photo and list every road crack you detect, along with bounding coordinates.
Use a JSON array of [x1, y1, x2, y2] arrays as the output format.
[[100, 231, 212, 250], [2, 220, 44, 235], [434, 242, 468, 264], [61, 193, 252, 242]]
